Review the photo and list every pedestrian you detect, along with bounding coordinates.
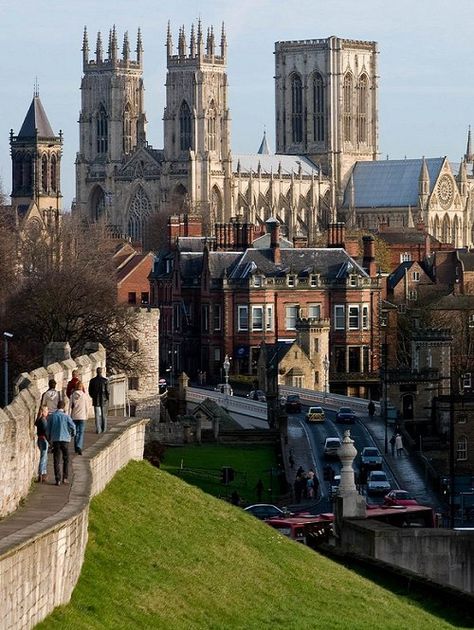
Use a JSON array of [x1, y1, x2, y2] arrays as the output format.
[[88, 367, 109, 434], [41, 379, 62, 414], [395, 433, 404, 457], [389, 434, 396, 456], [367, 400, 375, 419], [296, 465, 304, 477], [66, 369, 85, 399], [47, 400, 76, 486], [313, 474, 320, 499], [294, 475, 304, 504], [256, 478, 264, 501], [69, 381, 90, 455], [34, 405, 50, 483], [289, 453, 295, 469], [306, 475, 314, 499]]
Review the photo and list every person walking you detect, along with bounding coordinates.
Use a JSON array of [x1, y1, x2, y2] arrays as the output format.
[[389, 434, 396, 456], [41, 379, 62, 414], [69, 381, 90, 455], [66, 369, 85, 399], [395, 433, 404, 457], [47, 400, 76, 486], [289, 453, 295, 469], [88, 367, 109, 434], [367, 400, 375, 419], [34, 405, 50, 483]]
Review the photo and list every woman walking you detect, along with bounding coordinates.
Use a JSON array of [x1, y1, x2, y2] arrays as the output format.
[[35, 405, 49, 482]]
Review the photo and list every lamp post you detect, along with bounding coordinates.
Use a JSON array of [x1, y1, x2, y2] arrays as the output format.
[[323, 355, 330, 401], [168, 349, 177, 387], [223, 354, 231, 396], [3, 332, 13, 408]]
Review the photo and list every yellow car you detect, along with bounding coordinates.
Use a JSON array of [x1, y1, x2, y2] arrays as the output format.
[[306, 406, 325, 422]]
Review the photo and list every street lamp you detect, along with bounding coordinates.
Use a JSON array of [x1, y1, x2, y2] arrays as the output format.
[[323, 355, 330, 401], [167, 349, 177, 387], [3, 332, 13, 408], [223, 354, 231, 396]]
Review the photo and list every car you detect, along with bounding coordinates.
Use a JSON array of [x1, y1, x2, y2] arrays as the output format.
[[383, 490, 419, 507], [323, 437, 341, 458], [214, 383, 233, 395], [329, 474, 341, 499], [285, 394, 302, 413], [360, 447, 383, 470], [367, 470, 391, 496], [306, 406, 325, 422], [247, 389, 266, 402], [336, 406, 357, 423], [244, 504, 290, 520]]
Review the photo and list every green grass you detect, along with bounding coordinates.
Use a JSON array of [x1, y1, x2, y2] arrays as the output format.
[[161, 444, 280, 504], [38, 461, 472, 630]]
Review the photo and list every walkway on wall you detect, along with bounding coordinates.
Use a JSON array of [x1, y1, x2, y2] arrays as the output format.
[[0, 416, 127, 553]]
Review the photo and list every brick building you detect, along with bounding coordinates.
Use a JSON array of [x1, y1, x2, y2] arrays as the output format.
[[114, 242, 154, 305], [151, 218, 382, 398]]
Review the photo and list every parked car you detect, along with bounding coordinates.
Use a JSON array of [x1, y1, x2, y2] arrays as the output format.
[[306, 406, 325, 422], [244, 504, 289, 520], [336, 407, 357, 423], [383, 490, 419, 507], [247, 389, 266, 402], [367, 470, 391, 496], [360, 447, 383, 470], [285, 394, 302, 413], [215, 383, 233, 395], [323, 437, 341, 458]]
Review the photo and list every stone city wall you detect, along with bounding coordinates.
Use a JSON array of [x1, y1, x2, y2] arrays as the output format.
[[0, 416, 149, 630], [341, 519, 474, 595], [0, 343, 106, 519]]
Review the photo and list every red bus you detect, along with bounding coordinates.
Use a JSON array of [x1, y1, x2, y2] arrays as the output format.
[[265, 513, 334, 546], [366, 504, 436, 528]]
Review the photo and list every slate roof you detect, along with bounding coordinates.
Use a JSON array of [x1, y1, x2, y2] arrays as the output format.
[[252, 232, 293, 249], [18, 96, 55, 138], [233, 154, 319, 177], [377, 228, 427, 245], [429, 294, 474, 311], [342, 158, 445, 208], [257, 131, 271, 155], [177, 237, 213, 253], [208, 252, 241, 278], [116, 253, 153, 283], [178, 253, 203, 280]]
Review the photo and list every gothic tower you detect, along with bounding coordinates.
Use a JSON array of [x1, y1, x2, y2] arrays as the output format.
[[10, 89, 62, 225], [163, 21, 232, 228], [274, 36, 378, 209], [75, 26, 146, 224]]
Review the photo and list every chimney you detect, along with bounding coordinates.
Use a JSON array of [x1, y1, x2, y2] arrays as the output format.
[[266, 217, 281, 264], [425, 231, 431, 258], [362, 235, 376, 277], [327, 222, 346, 248], [168, 215, 180, 246]]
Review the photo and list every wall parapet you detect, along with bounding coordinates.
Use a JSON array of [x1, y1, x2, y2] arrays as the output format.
[[0, 416, 149, 630]]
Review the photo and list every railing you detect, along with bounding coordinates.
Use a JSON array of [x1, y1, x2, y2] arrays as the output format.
[[279, 385, 380, 415], [186, 388, 268, 420]]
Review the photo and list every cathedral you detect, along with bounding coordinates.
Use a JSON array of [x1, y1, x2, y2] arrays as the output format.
[[43, 22, 474, 250]]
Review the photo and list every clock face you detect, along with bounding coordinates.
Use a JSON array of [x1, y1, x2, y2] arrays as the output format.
[[437, 174, 454, 209]]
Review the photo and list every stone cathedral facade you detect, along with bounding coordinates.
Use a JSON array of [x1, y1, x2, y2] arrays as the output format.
[[74, 23, 474, 250]]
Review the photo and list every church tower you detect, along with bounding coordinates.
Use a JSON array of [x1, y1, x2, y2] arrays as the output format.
[[274, 37, 378, 207], [75, 26, 146, 224], [10, 89, 62, 225], [163, 21, 232, 228]]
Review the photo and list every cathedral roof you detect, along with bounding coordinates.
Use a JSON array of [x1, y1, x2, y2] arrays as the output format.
[[233, 154, 319, 177], [18, 96, 55, 138], [342, 158, 445, 208]]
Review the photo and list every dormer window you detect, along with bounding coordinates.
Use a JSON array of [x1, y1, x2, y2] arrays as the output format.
[[288, 275, 297, 287], [349, 274, 358, 287], [310, 274, 319, 287], [253, 275, 262, 287]]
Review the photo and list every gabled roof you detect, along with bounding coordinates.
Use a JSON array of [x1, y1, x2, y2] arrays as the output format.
[[116, 253, 154, 284], [233, 154, 319, 177], [342, 158, 445, 208], [388, 260, 434, 289], [18, 96, 55, 138], [207, 252, 241, 278]]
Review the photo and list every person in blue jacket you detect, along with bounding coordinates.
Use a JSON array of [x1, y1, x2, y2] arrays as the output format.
[[47, 400, 76, 486]]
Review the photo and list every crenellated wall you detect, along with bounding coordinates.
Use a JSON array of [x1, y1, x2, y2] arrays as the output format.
[[0, 416, 148, 630], [0, 343, 106, 519]]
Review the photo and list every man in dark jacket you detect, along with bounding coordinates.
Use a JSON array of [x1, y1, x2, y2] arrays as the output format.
[[88, 367, 109, 434]]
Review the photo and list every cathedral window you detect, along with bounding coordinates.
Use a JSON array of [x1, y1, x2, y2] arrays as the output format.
[[41, 155, 48, 192], [357, 74, 368, 143], [312, 73, 325, 142], [291, 74, 303, 144], [97, 105, 108, 154], [208, 101, 217, 151], [22, 155, 32, 190], [179, 101, 192, 151], [128, 186, 152, 245], [343, 73, 353, 142], [51, 155, 57, 193], [123, 104, 132, 154]]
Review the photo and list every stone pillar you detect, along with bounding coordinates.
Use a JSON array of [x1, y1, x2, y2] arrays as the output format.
[[337, 430, 366, 519], [178, 372, 189, 416]]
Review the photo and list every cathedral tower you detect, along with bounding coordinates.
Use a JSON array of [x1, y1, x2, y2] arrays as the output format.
[[75, 26, 146, 222], [163, 21, 232, 227], [274, 37, 378, 206], [10, 89, 62, 223]]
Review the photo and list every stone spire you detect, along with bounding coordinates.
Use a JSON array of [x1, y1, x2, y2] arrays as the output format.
[[465, 126, 473, 163], [190, 23, 196, 57], [166, 21, 173, 57], [82, 26, 89, 67], [111, 25, 118, 62], [178, 25, 186, 57], [418, 156, 430, 210], [95, 31, 103, 63], [197, 19, 203, 57], [257, 130, 270, 155], [136, 28, 143, 65], [220, 22, 227, 59], [122, 31, 130, 62], [458, 159, 468, 198]]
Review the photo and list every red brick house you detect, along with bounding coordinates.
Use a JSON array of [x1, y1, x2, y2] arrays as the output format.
[[114, 243, 154, 305]]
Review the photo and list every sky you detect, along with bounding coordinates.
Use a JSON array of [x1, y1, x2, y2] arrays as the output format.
[[1, 0, 474, 209]]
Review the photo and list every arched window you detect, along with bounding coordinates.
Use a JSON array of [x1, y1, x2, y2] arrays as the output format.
[[433, 215, 441, 240], [41, 155, 48, 192], [23, 155, 32, 190], [313, 73, 325, 142], [13, 156, 22, 190], [357, 74, 368, 143], [97, 105, 108, 154], [51, 155, 57, 193], [128, 187, 152, 244], [343, 73, 353, 142], [123, 104, 132, 154], [179, 101, 192, 151], [291, 74, 303, 144], [91, 187, 106, 221], [452, 215, 460, 248], [208, 100, 217, 151], [442, 214, 451, 243]]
